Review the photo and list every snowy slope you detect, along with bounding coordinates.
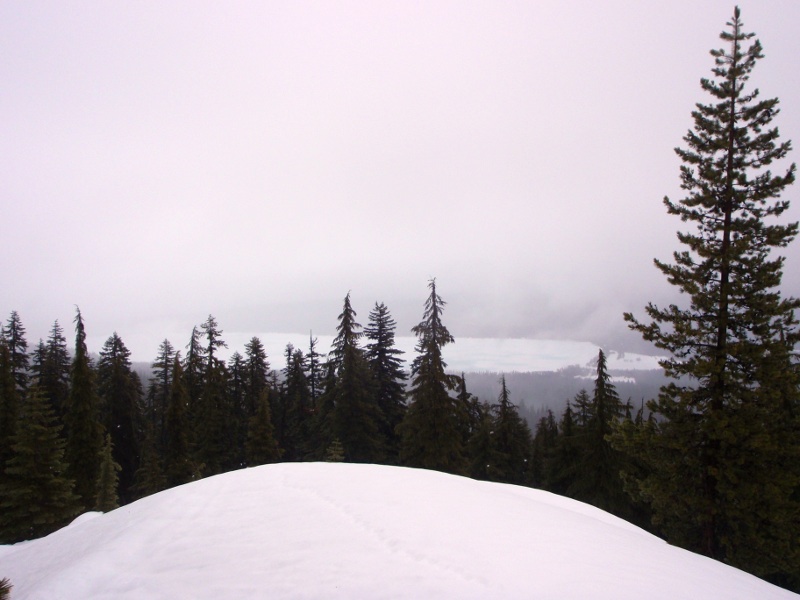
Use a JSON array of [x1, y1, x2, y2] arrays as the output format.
[[0, 463, 795, 599]]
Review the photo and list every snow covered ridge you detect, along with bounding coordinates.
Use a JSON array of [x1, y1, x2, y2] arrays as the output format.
[[0, 464, 793, 600]]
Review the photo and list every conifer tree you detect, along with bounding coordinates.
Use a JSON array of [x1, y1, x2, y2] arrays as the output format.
[[227, 351, 248, 468], [97, 332, 142, 504], [530, 410, 557, 489], [0, 386, 80, 543], [243, 336, 270, 420], [2, 311, 29, 394], [493, 375, 533, 485], [95, 433, 121, 512], [246, 389, 282, 466], [305, 334, 325, 405], [64, 307, 105, 510], [364, 302, 407, 463], [282, 346, 313, 460], [131, 423, 166, 500], [164, 356, 195, 487], [147, 339, 175, 448], [328, 293, 383, 463], [617, 8, 800, 584], [398, 279, 466, 474], [0, 341, 18, 484], [182, 326, 207, 415], [466, 401, 504, 481], [31, 321, 71, 417]]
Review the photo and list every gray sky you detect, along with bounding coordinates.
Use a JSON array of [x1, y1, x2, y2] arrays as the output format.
[[3, 1, 800, 362]]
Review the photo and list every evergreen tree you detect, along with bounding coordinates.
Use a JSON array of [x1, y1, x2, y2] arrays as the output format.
[[182, 326, 207, 415], [466, 401, 504, 481], [227, 351, 247, 468], [64, 307, 105, 510], [493, 375, 533, 485], [282, 345, 313, 460], [246, 389, 282, 466], [147, 339, 175, 449], [32, 321, 71, 417], [193, 359, 230, 476], [0, 341, 18, 484], [328, 293, 383, 463], [243, 336, 270, 420], [364, 302, 407, 463], [617, 8, 800, 585], [547, 401, 581, 496], [131, 424, 166, 500], [97, 332, 142, 504], [398, 279, 466, 474], [0, 386, 80, 543], [95, 433, 121, 512], [2, 311, 29, 394], [530, 410, 557, 489], [164, 356, 195, 487], [306, 333, 325, 405]]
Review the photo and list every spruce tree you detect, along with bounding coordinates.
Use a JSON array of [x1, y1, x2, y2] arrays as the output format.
[[364, 302, 407, 463], [97, 332, 142, 504], [2, 311, 29, 394], [131, 424, 166, 500], [244, 336, 271, 420], [328, 293, 383, 463], [0, 386, 80, 543], [282, 346, 313, 460], [32, 321, 71, 417], [617, 8, 800, 584], [164, 356, 195, 487], [0, 341, 18, 484], [246, 389, 282, 466], [95, 433, 121, 512], [398, 279, 466, 474], [147, 339, 175, 449], [64, 307, 105, 511], [493, 375, 533, 485]]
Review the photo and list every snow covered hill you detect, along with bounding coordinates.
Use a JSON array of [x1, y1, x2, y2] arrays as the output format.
[[0, 463, 795, 599]]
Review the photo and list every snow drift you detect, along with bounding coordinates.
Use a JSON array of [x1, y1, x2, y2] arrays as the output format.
[[0, 463, 795, 599]]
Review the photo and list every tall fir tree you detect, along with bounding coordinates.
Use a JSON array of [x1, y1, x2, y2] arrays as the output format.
[[398, 279, 466, 475], [282, 345, 313, 460], [97, 332, 142, 504], [31, 321, 71, 417], [492, 375, 533, 485], [243, 336, 270, 420], [617, 8, 800, 586], [147, 339, 175, 450], [164, 356, 195, 487], [0, 386, 80, 543], [328, 293, 383, 463], [364, 302, 407, 463], [95, 433, 121, 512], [64, 307, 105, 511], [2, 311, 29, 395], [0, 341, 18, 485], [246, 389, 282, 466]]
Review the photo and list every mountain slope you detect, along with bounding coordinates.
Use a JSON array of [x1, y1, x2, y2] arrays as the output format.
[[0, 463, 795, 599]]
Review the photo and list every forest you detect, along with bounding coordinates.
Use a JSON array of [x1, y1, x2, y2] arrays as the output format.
[[1, 7, 799, 594]]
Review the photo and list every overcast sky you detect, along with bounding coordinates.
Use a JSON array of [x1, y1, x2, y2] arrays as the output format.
[[3, 1, 800, 362]]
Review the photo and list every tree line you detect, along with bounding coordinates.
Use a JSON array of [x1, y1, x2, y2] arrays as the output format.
[[0, 7, 798, 593]]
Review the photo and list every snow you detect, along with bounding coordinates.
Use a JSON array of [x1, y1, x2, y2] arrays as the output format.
[[1, 463, 794, 599]]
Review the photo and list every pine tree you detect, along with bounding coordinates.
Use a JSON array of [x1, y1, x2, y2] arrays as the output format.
[[147, 339, 175, 449], [0, 341, 18, 484], [246, 389, 282, 466], [131, 424, 166, 500], [530, 410, 557, 489], [493, 375, 533, 485], [305, 333, 325, 405], [64, 307, 105, 511], [97, 332, 142, 504], [227, 351, 248, 468], [617, 8, 800, 584], [164, 356, 195, 487], [95, 433, 121, 512], [398, 279, 466, 474], [0, 386, 80, 543], [32, 321, 71, 417], [2, 311, 29, 394], [364, 302, 407, 463], [328, 293, 383, 463], [283, 345, 313, 460], [243, 336, 271, 420]]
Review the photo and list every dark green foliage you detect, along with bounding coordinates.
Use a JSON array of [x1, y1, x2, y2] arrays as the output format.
[[0, 386, 80, 544], [530, 410, 557, 489], [618, 8, 800, 586], [305, 334, 325, 405], [246, 390, 282, 466], [244, 337, 271, 420], [398, 280, 466, 475], [182, 326, 207, 415], [328, 294, 384, 463], [95, 433, 121, 512], [546, 402, 581, 496], [193, 359, 231, 476], [31, 321, 71, 417], [227, 351, 247, 468], [0, 578, 11, 599], [324, 438, 345, 462], [364, 302, 407, 463], [64, 308, 105, 511], [2, 311, 29, 394], [0, 341, 19, 484], [131, 424, 166, 500], [97, 332, 142, 504], [147, 339, 175, 450], [466, 401, 504, 481], [492, 376, 533, 485], [164, 357, 195, 487], [281, 345, 313, 460]]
